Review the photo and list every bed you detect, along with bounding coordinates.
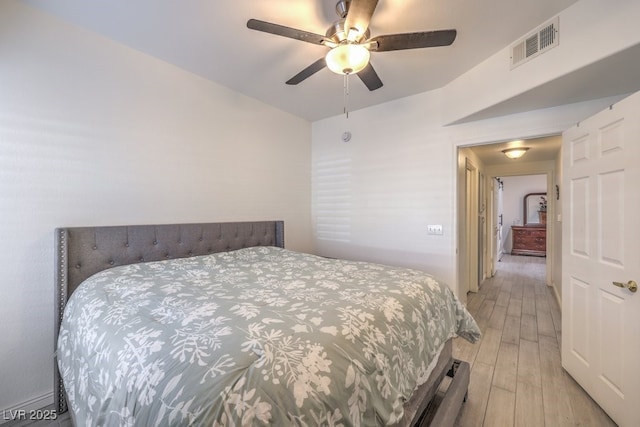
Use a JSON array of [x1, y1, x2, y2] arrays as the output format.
[[54, 220, 480, 426]]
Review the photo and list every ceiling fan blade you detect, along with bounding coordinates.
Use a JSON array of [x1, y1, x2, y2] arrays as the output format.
[[286, 58, 327, 85], [344, 0, 379, 40], [247, 19, 329, 46], [357, 62, 383, 91], [369, 29, 457, 52]]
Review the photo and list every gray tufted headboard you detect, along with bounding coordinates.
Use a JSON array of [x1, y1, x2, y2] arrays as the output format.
[[53, 220, 284, 414]]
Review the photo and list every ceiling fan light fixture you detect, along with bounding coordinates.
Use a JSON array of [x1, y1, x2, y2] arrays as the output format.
[[248, 0, 457, 91], [502, 147, 530, 159], [325, 44, 370, 75]]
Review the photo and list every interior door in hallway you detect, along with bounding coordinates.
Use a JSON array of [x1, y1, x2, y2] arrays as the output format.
[[562, 92, 640, 427]]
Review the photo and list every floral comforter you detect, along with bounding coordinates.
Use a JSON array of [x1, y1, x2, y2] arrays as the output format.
[[57, 247, 480, 426]]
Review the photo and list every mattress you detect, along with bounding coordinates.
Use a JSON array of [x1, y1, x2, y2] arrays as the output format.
[[57, 246, 480, 426]]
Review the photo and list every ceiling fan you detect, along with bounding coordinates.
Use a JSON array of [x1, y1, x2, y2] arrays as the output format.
[[247, 0, 457, 91]]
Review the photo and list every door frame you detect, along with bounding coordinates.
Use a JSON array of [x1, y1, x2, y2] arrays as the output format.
[[465, 159, 480, 294]]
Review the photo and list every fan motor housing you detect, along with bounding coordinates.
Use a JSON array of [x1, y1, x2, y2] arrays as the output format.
[[325, 19, 370, 43], [330, 0, 370, 43]]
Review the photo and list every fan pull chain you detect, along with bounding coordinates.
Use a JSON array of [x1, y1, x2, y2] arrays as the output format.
[[343, 73, 350, 119]]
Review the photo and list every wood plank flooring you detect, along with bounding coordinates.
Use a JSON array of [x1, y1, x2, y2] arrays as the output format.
[[453, 254, 617, 426]]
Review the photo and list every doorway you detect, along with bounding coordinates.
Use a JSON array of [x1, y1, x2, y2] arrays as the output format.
[[494, 174, 547, 275], [456, 135, 561, 300]]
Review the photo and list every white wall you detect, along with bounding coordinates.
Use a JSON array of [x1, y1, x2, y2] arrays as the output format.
[[313, 89, 456, 283], [0, 1, 312, 414]]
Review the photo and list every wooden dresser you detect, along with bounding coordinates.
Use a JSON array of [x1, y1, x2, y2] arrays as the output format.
[[511, 225, 546, 257]]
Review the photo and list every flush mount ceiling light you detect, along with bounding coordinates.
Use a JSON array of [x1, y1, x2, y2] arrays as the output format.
[[325, 43, 371, 75], [502, 147, 530, 159]]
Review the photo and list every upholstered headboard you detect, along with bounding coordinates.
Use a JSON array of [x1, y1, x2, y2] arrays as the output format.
[[53, 220, 284, 413]]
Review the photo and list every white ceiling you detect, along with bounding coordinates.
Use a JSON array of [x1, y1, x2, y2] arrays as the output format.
[[23, 0, 585, 121]]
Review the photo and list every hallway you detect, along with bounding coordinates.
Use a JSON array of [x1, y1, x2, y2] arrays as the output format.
[[453, 254, 616, 426]]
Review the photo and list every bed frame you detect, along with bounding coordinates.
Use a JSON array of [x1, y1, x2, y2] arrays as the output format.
[[54, 220, 468, 426]]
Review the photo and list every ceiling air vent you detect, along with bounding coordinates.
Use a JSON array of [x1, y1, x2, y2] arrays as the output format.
[[510, 16, 559, 69]]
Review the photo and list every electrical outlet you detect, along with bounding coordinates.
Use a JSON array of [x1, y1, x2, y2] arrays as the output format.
[[427, 224, 443, 235]]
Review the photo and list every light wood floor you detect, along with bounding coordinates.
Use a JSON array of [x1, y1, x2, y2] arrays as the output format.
[[453, 254, 617, 427]]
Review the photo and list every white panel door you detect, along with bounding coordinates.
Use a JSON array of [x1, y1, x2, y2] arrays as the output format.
[[562, 92, 640, 427]]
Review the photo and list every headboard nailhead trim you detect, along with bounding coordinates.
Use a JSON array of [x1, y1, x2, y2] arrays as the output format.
[[55, 229, 69, 414]]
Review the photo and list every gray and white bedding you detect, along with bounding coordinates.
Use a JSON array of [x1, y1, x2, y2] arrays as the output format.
[[57, 246, 480, 426]]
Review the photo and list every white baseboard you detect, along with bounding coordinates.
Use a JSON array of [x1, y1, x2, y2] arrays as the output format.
[[0, 392, 53, 425]]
